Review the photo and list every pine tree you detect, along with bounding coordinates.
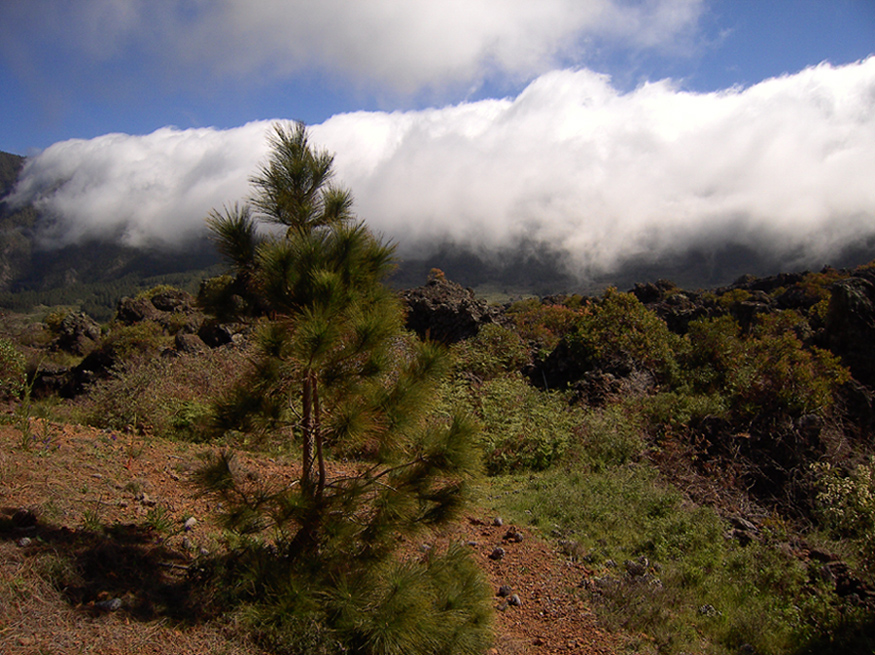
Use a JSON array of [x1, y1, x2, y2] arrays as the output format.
[[198, 122, 491, 654]]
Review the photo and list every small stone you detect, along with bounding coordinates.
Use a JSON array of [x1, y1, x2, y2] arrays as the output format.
[[503, 528, 524, 543], [16, 537, 32, 547], [183, 517, 198, 531], [94, 598, 123, 612], [181, 536, 193, 551], [488, 547, 505, 561], [199, 547, 210, 557], [492, 517, 503, 527], [497, 585, 512, 597], [508, 594, 522, 607], [137, 493, 157, 507], [466, 540, 478, 547]]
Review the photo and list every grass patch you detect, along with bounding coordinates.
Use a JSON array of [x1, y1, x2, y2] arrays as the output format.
[[489, 461, 874, 654]]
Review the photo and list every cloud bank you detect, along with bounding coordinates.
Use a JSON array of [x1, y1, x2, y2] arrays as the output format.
[[8, 58, 875, 279], [0, 0, 703, 97]]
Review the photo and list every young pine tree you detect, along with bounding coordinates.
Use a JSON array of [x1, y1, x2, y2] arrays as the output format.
[[197, 122, 491, 655]]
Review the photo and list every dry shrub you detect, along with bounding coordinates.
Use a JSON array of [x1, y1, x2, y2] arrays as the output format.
[[80, 346, 254, 440]]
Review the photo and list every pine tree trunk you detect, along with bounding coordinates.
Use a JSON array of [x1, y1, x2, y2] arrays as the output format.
[[314, 373, 326, 499], [301, 373, 314, 497]]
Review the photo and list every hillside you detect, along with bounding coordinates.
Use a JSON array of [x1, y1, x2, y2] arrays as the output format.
[[0, 422, 619, 655], [2, 263, 875, 654]]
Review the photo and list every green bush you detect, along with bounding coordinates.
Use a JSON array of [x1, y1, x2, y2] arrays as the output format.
[[506, 298, 586, 351], [0, 338, 26, 400], [464, 374, 580, 474], [813, 458, 875, 581], [451, 323, 531, 380], [643, 391, 729, 432], [564, 287, 683, 381], [101, 321, 170, 361], [684, 312, 850, 420]]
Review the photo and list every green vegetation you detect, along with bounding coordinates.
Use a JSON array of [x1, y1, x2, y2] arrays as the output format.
[[682, 312, 850, 421], [564, 287, 684, 381], [813, 458, 875, 580], [457, 374, 580, 474], [0, 337, 25, 400]]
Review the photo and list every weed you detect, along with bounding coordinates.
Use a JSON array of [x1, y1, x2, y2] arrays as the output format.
[[124, 479, 144, 494], [575, 402, 646, 471], [146, 505, 176, 535], [82, 501, 103, 532]]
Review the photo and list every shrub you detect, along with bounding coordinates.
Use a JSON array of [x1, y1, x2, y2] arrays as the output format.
[[467, 374, 579, 474], [812, 458, 875, 580], [101, 321, 169, 361], [451, 323, 531, 380], [716, 288, 751, 309], [643, 391, 729, 432], [506, 299, 587, 351], [684, 312, 850, 420], [0, 338, 26, 400], [81, 348, 253, 439], [799, 267, 847, 303], [564, 287, 683, 381]]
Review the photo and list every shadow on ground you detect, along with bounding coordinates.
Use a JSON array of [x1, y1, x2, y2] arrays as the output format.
[[0, 505, 207, 622]]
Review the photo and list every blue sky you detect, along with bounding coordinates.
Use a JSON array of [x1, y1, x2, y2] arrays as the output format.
[[2, 1, 874, 278], [2, 0, 872, 155]]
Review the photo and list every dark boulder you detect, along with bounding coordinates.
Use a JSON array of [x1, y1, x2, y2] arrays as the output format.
[[175, 332, 208, 354], [630, 279, 677, 305], [31, 362, 74, 398], [116, 289, 204, 334], [197, 321, 246, 348], [826, 276, 875, 386], [149, 288, 194, 313], [52, 312, 101, 355], [399, 272, 503, 344], [116, 297, 163, 325]]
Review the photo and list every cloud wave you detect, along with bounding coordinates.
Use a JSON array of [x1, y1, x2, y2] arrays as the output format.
[[8, 59, 875, 278]]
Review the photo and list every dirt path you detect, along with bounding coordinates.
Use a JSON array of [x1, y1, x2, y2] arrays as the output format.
[[0, 422, 619, 654]]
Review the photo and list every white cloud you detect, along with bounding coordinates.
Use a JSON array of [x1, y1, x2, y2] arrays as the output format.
[[9, 59, 875, 277], [0, 0, 704, 96], [10, 122, 269, 249]]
